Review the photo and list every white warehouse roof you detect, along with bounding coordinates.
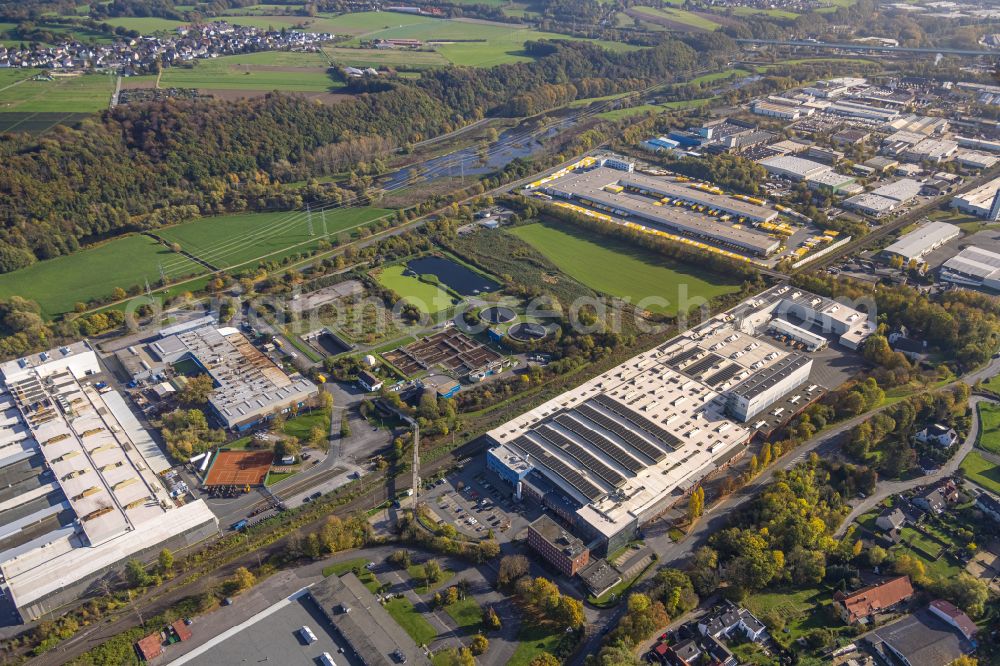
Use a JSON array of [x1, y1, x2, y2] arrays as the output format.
[[883, 221, 960, 262]]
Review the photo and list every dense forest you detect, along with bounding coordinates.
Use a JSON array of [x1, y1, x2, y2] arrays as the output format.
[[0, 38, 719, 272]]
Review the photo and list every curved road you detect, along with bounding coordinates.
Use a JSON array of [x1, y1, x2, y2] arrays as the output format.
[[833, 394, 995, 537], [571, 357, 1000, 664]]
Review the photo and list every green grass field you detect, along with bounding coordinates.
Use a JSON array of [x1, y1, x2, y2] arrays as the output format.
[[688, 68, 751, 84], [0, 72, 114, 113], [632, 6, 722, 30], [159, 51, 341, 91], [960, 450, 1000, 495], [331, 12, 639, 67], [100, 16, 189, 32], [899, 526, 944, 559], [443, 597, 482, 630], [509, 624, 563, 666], [744, 587, 829, 642], [729, 6, 799, 18], [322, 557, 369, 578], [384, 596, 438, 646], [375, 265, 455, 314], [283, 409, 332, 441], [322, 46, 450, 69], [510, 223, 740, 315], [977, 401, 1000, 455], [0, 235, 203, 318], [158, 207, 391, 269]]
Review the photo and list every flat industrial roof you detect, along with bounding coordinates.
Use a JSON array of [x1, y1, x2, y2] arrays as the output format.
[[883, 221, 960, 261], [0, 344, 218, 613], [543, 168, 778, 255]]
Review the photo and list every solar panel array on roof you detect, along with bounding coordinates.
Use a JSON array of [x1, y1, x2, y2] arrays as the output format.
[[554, 413, 647, 473], [705, 364, 745, 387], [591, 394, 681, 451], [511, 436, 605, 501], [573, 404, 665, 464], [666, 347, 702, 367], [681, 353, 725, 378], [534, 425, 626, 487]]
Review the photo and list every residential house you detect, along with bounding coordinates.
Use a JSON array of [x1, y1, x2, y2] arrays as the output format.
[[913, 487, 948, 514], [356, 370, 383, 392], [669, 639, 702, 666], [875, 507, 907, 533], [697, 601, 768, 643], [916, 424, 959, 448], [834, 576, 915, 625]]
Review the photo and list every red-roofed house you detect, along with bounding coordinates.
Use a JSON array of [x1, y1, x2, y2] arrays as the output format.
[[135, 633, 163, 662], [171, 619, 192, 642], [834, 576, 914, 625], [929, 599, 978, 639]]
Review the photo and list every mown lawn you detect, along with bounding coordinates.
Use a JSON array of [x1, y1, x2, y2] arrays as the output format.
[[322, 557, 369, 578], [960, 450, 1000, 495], [0, 234, 204, 318], [283, 409, 332, 441], [443, 597, 482, 630], [977, 401, 1000, 455], [510, 222, 740, 315], [384, 596, 438, 646], [509, 623, 563, 666], [375, 265, 456, 314]]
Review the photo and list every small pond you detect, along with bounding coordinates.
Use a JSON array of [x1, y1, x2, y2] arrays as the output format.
[[406, 256, 500, 296]]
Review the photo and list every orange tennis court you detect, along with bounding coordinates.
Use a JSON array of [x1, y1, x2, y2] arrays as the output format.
[[204, 450, 273, 487]]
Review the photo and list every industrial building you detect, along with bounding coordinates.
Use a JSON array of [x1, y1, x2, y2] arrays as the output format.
[[940, 246, 1000, 290], [527, 515, 590, 576], [843, 178, 923, 217], [178, 574, 429, 666], [0, 343, 218, 621], [882, 221, 961, 264], [805, 171, 857, 194], [758, 155, 832, 182], [951, 176, 1000, 220], [485, 287, 871, 553], [537, 166, 780, 257], [903, 138, 958, 163], [122, 324, 318, 431]]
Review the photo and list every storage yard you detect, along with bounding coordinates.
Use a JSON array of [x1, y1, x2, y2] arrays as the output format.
[[523, 156, 833, 267]]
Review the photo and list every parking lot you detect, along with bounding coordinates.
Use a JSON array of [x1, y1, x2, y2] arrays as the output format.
[[420, 457, 540, 543]]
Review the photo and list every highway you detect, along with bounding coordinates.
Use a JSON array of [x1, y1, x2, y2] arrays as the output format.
[[737, 38, 1000, 58]]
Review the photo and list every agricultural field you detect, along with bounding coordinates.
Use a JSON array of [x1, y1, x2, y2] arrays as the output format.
[[630, 5, 723, 31], [322, 46, 450, 69], [977, 401, 1000, 455], [157, 207, 392, 269], [0, 235, 204, 318], [510, 222, 740, 314], [99, 16, 189, 32], [727, 6, 800, 18], [330, 12, 640, 67], [159, 50, 341, 92], [0, 72, 114, 113], [374, 265, 456, 315], [960, 450, 1000, 495]]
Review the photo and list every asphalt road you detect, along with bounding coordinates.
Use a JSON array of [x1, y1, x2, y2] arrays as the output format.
[[569, 356, 1000, 664]]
